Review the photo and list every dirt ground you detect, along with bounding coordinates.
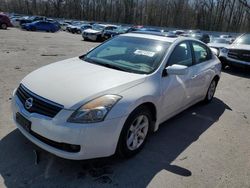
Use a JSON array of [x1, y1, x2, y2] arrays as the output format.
[[0, 28, 250, 188]]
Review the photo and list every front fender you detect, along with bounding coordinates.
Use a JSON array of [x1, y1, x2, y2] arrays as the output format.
[[106, 76, 161, 130]]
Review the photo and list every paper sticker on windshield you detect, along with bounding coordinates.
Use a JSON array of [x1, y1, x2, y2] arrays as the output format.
[[134, 50, 155, 57]]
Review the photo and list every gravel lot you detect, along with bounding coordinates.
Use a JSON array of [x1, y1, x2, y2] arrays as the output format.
[[0, 28, 250, 188]]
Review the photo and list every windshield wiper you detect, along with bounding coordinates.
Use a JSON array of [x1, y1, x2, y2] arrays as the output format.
[[98, 62, 131, 72], [82, 57, 131, 72]]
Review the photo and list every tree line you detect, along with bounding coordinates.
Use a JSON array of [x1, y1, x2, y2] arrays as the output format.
[[1, 0, 249, 32]]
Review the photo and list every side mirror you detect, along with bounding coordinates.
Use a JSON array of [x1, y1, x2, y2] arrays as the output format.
[[210, 47, 219, 56], [165, 64, 188, 76]]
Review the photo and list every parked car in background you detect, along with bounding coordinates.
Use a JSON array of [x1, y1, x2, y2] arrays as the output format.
[[82, 24, 118, 41], [220, 33, 250, 69], [12, 32, 221, 160], [10, 17, 21, 27], [139, 28, 164, 33], [207, 38, 230, 56], [220, 34, 236, 44], [19, 16, 46, 25], [0, 13, 13, 29], [102, 26, 132, 40], [188, 30, 201, 34], [60, 22, 70, 31], [21, 20, 60, 32], [172, 30, 186, 35], [189, 33, 210, 43], [71, 24, 92, 34], [164, 32, 178, 38], [66, 22, 82, 33]]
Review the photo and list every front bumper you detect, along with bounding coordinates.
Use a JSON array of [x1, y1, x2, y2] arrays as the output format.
[[221, 56, 250, 68], [12, 93, 127, 160], [82, 33, 99, 41]]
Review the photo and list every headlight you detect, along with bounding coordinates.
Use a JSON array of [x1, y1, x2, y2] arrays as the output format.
[[67, 95, 122, 123], [221, 48, 228, 53]]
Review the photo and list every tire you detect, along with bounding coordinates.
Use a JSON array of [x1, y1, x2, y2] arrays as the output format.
[[30, 27, 36, 31], [1, 23, 7, 29], [204, 79, 218, 103], [96, 35, 103, 42], [221, 62, 227, 70], [117, 106, 153, 158]]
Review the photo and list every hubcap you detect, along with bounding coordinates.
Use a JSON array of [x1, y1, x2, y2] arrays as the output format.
[[126, 115, 149, 151], [2, 24, 7, 29], [208, 81, 216, 100]]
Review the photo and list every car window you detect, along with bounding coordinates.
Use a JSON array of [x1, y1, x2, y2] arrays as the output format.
[[97, 47, 127, 58], [83, 36, 171, 74], [192, 42, 211, 64], [233, 34, 250, 45], [168, 42, 192, 67]]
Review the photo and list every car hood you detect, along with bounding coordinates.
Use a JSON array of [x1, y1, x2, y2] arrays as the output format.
[[21, 57, 147, 110], [228, 44, 250, 50], [84, 29, 102, 34], [208, 43, 229, 49]]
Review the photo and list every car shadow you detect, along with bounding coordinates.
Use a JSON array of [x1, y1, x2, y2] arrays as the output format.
[[0, 98, 231, 187], [222, 66, 250, 78]]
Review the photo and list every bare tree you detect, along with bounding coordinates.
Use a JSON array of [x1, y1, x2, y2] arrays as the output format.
[[1, 0, 249, 32]]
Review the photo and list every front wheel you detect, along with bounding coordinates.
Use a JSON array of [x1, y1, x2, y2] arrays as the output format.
[[1, 23, 7, 29], [221, 62, 227, 69], [204, 79, 217, 103], [117, 107, 152, 158], [30, 27, 36, 31]]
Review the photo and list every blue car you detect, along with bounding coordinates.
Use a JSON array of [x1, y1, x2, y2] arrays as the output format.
[[21, 21, 59, 32]]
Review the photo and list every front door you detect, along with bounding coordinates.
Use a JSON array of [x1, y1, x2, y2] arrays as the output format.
[[159, 41, 194, 122]]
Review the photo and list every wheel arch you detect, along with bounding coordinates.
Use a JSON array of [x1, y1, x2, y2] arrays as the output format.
[[213, 75, 220, 85], [127, 102, 157, 133]]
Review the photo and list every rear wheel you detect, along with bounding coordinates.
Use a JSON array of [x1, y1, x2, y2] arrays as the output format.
[[1, 23, 7, 29], [204, 79, 217, 103], [117, 107, 152, 158], [30, 27, 36, 31]]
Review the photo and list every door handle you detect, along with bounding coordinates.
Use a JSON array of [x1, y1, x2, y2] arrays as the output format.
[[191, 75, 197, 79]]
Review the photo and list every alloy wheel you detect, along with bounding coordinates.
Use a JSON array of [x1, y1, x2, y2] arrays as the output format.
[[126, 115, 149, 151], [208, 80, 216, 100]]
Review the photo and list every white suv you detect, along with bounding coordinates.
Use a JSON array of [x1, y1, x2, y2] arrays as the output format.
[[220, 33, 250, 69], [12, 33, 221, 160]]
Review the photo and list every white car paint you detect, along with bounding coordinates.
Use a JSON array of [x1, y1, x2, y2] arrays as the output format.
[[83, 28, 101, 34], [207, 43, 230, 49], [82, 24, 118, 41], [12, 33, 221, 160]]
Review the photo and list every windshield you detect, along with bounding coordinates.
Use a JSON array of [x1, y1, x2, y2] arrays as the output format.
[[81, 36, 171, 74], [211, 38, 229, 44], [233, 34, 250, 45], [114, 27, 130, 33], [92, 24, 105, 31]]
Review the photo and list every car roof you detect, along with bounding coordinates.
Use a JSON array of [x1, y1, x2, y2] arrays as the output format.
[[122, 33, 178, 43], [94, 24, 117, 27]]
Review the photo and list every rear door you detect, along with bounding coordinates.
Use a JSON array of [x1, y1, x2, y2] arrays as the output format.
[[189, 41, 214, 99], [35, 22, 44, 30]]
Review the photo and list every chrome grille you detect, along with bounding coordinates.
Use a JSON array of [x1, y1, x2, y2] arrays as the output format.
[[228, 49, 250, 62], [16, 84, 63, 118]]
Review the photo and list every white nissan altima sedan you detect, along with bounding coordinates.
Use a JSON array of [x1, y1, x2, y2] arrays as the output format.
[[12, 32, 221, 160]]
